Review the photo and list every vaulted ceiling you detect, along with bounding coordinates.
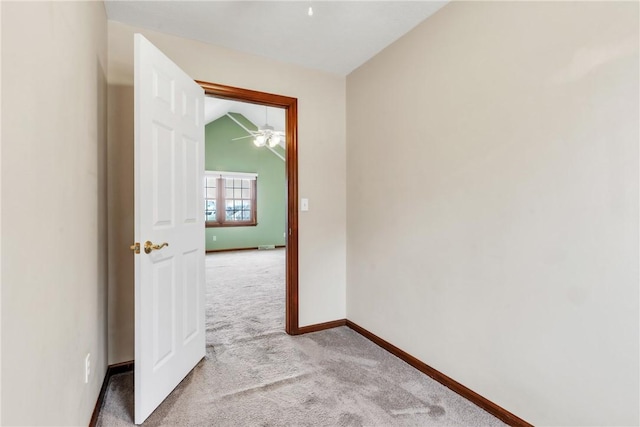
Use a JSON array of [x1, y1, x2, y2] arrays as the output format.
[[205, 98, 286, 153], [204, 97, 285, 130]]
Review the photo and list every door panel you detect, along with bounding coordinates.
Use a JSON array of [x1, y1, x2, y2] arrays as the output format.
[[151, 123, 175, 227], [182, 136, 199, 223], [182, 249, 199, 342]]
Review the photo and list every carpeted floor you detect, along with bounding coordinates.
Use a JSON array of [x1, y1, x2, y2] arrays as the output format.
[[96, 249, 505, 426]]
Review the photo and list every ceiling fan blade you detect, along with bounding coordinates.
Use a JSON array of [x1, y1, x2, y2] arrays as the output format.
[[231, 135, 255, 141]]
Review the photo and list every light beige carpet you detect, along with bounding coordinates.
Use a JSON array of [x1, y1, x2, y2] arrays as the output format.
[[96, 249, 505, 426]]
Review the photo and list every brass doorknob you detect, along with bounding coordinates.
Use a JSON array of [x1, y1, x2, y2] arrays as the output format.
[[144, 241, 169, 254]]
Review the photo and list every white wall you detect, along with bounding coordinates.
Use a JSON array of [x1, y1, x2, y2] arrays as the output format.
[[347, 2, 638, 426], [1, 1, 108, 425], [107, 21, 347, 363]]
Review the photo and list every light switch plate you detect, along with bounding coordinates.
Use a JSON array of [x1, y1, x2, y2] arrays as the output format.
[[301, 198, 309, 211]]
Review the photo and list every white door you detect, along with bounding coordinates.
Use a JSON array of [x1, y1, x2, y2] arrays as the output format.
[[133, 33, 205, 424]]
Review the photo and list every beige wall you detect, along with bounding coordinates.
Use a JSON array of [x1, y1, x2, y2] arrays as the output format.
[[1, 1, 108, 425], [347, 2, 638, 426], [107, 21, 347, 363]]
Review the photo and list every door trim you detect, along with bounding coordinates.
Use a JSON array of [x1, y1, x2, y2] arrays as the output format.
[[196, 80, 300, 334]]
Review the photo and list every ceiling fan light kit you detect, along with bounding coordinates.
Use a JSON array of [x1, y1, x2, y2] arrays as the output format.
[[228, 106, 285, 149], [254, 135, 266, 147], [249, 107, 285, 148], [253, 130, 281, 148]]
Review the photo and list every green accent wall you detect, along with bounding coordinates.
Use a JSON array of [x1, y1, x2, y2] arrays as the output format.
[[205, 114, 286, 251]]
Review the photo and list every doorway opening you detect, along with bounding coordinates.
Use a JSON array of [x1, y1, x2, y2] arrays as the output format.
[[197, 80, 299, 335]]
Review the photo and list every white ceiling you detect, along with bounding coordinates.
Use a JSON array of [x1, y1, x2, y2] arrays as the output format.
[[204, 96, 285, 129], [104, 1, 448, 76]]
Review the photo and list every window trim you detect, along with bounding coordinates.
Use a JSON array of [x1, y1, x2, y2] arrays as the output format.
[[205, 171, 258, 228]]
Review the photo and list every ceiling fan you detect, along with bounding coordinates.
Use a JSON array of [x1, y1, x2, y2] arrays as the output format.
[[232, 106, 285, 148]]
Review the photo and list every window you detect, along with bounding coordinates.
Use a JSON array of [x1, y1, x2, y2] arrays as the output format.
[[205, 171, 257, 227]]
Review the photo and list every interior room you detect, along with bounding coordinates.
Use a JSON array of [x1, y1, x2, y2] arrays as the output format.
[[1, 1, 638, 426], [203, 98, 286, 252]]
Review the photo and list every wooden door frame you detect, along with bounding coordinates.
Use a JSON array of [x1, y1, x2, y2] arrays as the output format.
[[196, 80, 300, 335]]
